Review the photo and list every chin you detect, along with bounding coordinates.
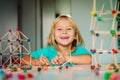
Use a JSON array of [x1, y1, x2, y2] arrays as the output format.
[[60, 43, 71, 46]]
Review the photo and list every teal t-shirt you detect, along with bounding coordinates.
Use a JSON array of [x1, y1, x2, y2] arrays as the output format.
[[30, 45, 91, 66]]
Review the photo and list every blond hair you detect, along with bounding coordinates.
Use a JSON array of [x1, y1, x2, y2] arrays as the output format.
[[47, 15, 85, 51]]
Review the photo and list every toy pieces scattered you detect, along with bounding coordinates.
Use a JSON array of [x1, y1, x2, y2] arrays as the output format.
[[107, 64, 117, 70], [37, 67, 41, 72], [36, 65, 71, 71], [11, 65, 19, 72], [58, 65, 70, 71]]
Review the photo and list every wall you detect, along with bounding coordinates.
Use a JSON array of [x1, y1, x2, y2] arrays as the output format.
[[71, 0, 92, 50], [21, 0, 55, 50], [0, 0, 17, 36], [42, 0, 55, 47], [22, 0, 37, 51]]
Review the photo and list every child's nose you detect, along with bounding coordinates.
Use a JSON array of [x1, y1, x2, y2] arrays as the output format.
[[62, 29, 67, 34]]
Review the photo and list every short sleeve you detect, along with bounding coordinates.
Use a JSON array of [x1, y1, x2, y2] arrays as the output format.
[[72, 45, 91, 56], [30, 48, 49, 58], [30, 46, 57, 59]]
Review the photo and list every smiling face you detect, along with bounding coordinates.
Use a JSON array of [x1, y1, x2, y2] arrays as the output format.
[[54, 19, 76, 47]]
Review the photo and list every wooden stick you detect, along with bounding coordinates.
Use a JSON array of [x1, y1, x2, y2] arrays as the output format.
[[19, 31, 28, 39], [111, 0, 118, 29], [1, 32, 9, 40], [22, 45, 30, 53], [102, 18, 113, 20], [92, 35, 96, 49], [110, 0, 113, 10], [99, 1, 105, 17], [93, 0, 96, 10], [90, 16, 94, 30]]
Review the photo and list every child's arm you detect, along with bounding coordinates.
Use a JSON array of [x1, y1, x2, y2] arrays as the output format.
[[52, 54, 92, 65], [21, 55, 36, 65], [21, 55, 50, 66], [65, 54, 92, 65]]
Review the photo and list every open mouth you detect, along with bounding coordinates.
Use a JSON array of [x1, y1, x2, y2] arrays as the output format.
[[60, 36, 69, 39]]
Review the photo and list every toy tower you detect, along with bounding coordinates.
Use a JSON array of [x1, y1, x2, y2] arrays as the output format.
[[0, 29, 31, 68], [90, 0, 120, 70]]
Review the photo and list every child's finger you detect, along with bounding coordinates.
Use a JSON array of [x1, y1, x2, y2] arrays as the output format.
[[42, 56, 50, 65], [57, 55, 66, 64], [39, 59, 45, 65], [34, 59, 40, 66], [35, 60, 41, 66], [52, 59, 58, 64], [52, 56, 59, 64], [60, 55, 66, 61], [39, 56, 50, 66]]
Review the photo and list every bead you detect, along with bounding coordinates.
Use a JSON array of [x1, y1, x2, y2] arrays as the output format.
[[95, 33, 99, 37], [97, 64, 101, 68], [37, 67, 41, 72], [0, 71, 4, 76], [94, 13, 98, 17], [112, 49, 118, 54], [59, 66, 63, 70], [44, 66, 48, 71], [112, 10, 117, 14], [0, 66, 2, 69], [7, 73, 13, 79], [29, 65, 32, 70], [3, 65, 8, 69], [8, 29, 12, 32], [65, 65, 69, 69], [97, 16, 103, 21], [90, 30, 95, 35], [116, 17, 120, 21], [0, 53, 2, 55], [109, 74, 120, 80], [20, 42, 23, 45], [24, 68, 27, 73], [107, 64, 116, 70], [27, 39, 30, 42], [90, 49, 96, 53], [91, 65, 95, 70], [16, 28, 20, 32], [94, 67, 99, 75], [16, 39, 20, 42], [104, 72, 112, 80], [20, 52, 23, 58], [110, 30, 116, 35], [8, 40, 10, 42], [18, 74, 26, 79], [114, 69, 119, 72], [90, 10, 96, 16], [27, 73, 33, 78]]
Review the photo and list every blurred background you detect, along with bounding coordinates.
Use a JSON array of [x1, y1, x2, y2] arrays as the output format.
[[0, 0, 120, 64]]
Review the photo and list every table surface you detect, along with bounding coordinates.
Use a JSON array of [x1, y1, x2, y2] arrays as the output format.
[[0, 65, 120, 80]]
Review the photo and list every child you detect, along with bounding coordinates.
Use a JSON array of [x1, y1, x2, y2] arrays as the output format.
[[22, 15, 92, 66]]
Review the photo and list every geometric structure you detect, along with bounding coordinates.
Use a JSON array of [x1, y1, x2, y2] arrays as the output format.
[[0, 29, 31, 67], [90, 0, 120, 69]]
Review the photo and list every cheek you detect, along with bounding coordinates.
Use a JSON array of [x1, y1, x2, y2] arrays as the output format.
[[70, 32, 76, 39], [54, 32, 59, 40], [54, 31, 59, 37], [69, 31, 75, 36]]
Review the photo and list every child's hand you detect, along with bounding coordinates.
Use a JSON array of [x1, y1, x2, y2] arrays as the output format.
[[32, 58, 40, 66], [32, 56, 50, 66], [51, 55, 66, 65], [39, 56, 50, 66]]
